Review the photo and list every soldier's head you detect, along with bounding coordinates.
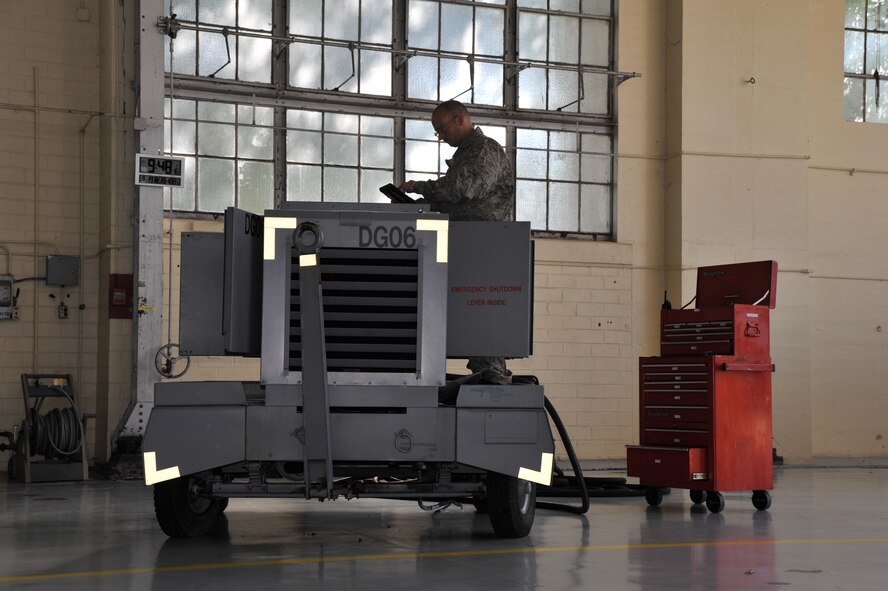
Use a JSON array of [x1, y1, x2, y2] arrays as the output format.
[[432, 100, 474, 147]]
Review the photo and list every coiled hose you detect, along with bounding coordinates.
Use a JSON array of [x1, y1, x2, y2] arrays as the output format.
[[26, 386, 84, 459]]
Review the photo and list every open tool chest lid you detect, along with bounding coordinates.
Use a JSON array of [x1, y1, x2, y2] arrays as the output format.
[[695, 260, 777, 309]]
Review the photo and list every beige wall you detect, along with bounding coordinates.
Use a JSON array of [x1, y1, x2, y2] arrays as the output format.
[[2, 0, 886, 470]]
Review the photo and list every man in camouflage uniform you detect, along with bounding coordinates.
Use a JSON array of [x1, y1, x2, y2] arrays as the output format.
[[401, 100, 514, 385]]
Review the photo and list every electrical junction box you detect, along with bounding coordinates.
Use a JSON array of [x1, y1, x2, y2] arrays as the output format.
[[0, 274, 14, 320], [46, 255, 80, 286]]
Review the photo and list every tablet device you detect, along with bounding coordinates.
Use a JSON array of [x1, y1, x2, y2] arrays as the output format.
[[379, 183, 416, 204]]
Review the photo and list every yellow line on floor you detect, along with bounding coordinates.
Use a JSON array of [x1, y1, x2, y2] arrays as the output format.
[[1, 537, 887, 583]]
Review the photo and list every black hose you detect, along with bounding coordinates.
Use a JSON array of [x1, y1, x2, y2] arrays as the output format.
[[535, 396, 590, 514], [26, 387, 84, 459]]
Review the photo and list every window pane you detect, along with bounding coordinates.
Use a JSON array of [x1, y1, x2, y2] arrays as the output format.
[[549, 68, 580, 111], [324, 134, 358, 166], [549, 150, 579, 181], [287, 130, 322, 163], [324, 46, 358, 92], [516, 180, 547, 229], [361, 136, 393, 169], [865, 31, 888, 74], [361, 169, 394, 203], [519, 13, 548, 61], [171, 98, 196, 119], [518, 67, 547, 109], [362, 0, 393, 44], [199, 101, 235, 123], [238, 105, 274, 126], [198, 30, 236, 78], [288, 110, 323, 130], [199, 0, 235, 25], [405, 139, 438, 174], [408, 56, 439, 100], [846, 0, 865, 28], [517, 128, 547, 149], [198, 122, 235, 157], [516, 148, 547, 179], [408, 0, 440, 50], [581, 18, 610, 67], [864, 78, 888, 122], [845, 31, 865, 73], [549, 182, 578, 231], [238, 125, 273, 160], [290, 43, 322, 88], [325, 0, 359, 40], [360, 50, 392, 96], [238, 36, 271, 83], [324, 168, 358, 201], [550, 16, 579, 63], [581, 0, 612, 16], [290, 0, 322, 37], [867, 0, 888, 30], [580, 72, 609, 114], [325, 113, 359, 133], [287, 164, 322, 201], [163, 156, 196, 210], [167, 0, 196, 21], [474, 62, 503, 106], [168, 121, 196, 154], [844, 77, 864, 121], [238, 160, 273, 214], [441, 3, 473, 54], [440, 58, 471, 100], [475, 7, 504, 56], [198, 158, 235, 212], [361, 116, 393, 136], [166, 30, 196, 75], [238, 0, 272, 30], [580, 184, 610, 234]]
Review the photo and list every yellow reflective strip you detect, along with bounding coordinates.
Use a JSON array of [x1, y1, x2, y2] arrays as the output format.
[[299, 253, 318, 267], [263, 217, 299, 260], [416, 218, 449, 263], [143, 451, 180, 486], [518, 452, 553, 486]]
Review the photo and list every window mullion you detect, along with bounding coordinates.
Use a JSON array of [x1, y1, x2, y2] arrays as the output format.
[[272, 0, 289, 208]]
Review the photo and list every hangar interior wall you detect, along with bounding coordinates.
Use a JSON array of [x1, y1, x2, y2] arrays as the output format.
[[1, 0, 886, 469]]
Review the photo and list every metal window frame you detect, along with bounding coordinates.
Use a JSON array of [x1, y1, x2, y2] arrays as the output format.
[[844, 0, 888, 122], [160, 0, 623, 239]]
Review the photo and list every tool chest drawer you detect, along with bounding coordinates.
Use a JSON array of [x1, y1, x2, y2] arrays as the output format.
[[626, 445, 709, 485], [642, 406, 710, 430], [642, 428, 711, 448], [660, 304, 770, 357]]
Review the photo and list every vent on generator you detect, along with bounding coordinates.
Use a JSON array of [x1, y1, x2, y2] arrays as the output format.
[[288, 247, 419, 373]]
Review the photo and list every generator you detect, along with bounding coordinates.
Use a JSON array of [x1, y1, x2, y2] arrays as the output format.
[[142, 202, 554, 538]]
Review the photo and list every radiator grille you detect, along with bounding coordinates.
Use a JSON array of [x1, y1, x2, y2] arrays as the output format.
[[288, 247, 419, 373]]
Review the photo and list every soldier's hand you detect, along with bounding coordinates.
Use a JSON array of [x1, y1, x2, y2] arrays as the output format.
[[401, 180, 417, 192]]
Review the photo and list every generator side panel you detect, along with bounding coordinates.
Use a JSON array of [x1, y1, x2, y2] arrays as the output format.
[[446, 222, 533, 358], [180, 232, 225, 356]]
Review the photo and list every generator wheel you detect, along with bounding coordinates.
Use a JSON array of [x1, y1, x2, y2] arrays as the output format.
[[645, 488, 663, 507], [486, 472, 536, 538], [153, 474, 224, 538]]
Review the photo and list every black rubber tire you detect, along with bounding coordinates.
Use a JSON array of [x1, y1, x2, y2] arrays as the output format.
[[752, 489, 772, 511], [153, 475, 225, 538], [486, 473, 536, 538], [689, 489, 706, 505], [705, 491, 726, 513], [645, 488, 663, 507]]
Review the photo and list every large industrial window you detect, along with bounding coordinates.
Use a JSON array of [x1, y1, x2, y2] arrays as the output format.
[[160, 0, 622, 238], [845, 0, 888, 122]]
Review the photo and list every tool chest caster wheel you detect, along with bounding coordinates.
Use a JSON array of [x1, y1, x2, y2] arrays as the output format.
[[645, 488, 664, 507], [705, 491, 725, 513], [486, 472, 536, 538], [752, 490, 772, 511], [689, 490, 706, 505]]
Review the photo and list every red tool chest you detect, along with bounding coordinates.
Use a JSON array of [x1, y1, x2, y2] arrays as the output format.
[[627, 261, 777, 513]]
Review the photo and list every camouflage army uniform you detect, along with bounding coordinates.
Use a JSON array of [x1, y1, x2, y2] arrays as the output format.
[[414, 127, 514, 385], [412, 127, 515, 222]]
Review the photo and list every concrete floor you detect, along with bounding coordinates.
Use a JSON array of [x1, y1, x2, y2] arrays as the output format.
[[0, 466, 887, 590]]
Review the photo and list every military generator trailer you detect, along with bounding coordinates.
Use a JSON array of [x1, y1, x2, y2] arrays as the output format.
[[143, 203, 555, 539]]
